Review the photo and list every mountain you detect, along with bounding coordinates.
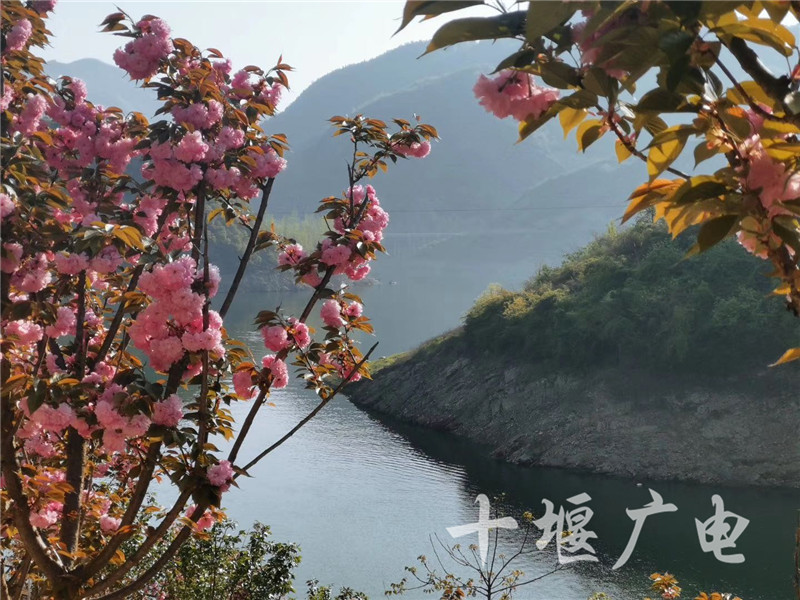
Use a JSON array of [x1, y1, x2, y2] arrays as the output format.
[[46, 59, 162, 119], [45, 43, 647, 298]]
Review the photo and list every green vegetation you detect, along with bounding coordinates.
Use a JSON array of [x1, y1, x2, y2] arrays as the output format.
[[133, 519, 367, 600], [459, 215, 799, 374]]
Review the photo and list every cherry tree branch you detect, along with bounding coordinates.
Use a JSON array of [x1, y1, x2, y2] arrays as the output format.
[[92, 502, 212, 600], [604, 104, 690, 180], [80, 488, 193, 596], [227, 264, 335, 466], [725, 37, 790, 105], [60, 271, 88, 563], [236, 341, 378, 475], [0, 400, 64, 583], [218, 178, 275, 320]]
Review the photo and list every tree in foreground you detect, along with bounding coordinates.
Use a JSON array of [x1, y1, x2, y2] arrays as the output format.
[[0, 2, 436, 598], [399, 0, 800, 365], [398, 1, 799, 597]]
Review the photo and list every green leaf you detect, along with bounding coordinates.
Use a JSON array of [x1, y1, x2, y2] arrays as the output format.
[[635, 88, 693, 113], [772, 220, 800, 256], [693, 141, 719, 167], [559, 107, 587, 139], [518, 111, 556, 142], [396, 1, 485, 33], [615, 139, 632, 163], [710, 19, 796, 56], [556, 89, 598, 109], [526, 1, 577, 41], [112, 225, 145, 251], [693, 214, 737, 253], [576, 119, 603, 152], [425, 12, 525, 54], [538, 61, 581, 88], [582, 67, 616, 97], [493, 48, 538, 73], [672, 176, 728, 205]]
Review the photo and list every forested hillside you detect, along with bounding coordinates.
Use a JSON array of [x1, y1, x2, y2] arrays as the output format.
[[460, 216, 799, 373], [348, 216, 800, 486]]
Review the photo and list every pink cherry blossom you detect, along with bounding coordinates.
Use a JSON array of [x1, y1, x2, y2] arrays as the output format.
[[30, 403, 75, 433], [90, 246, 123, 274], [320, 300, 345, 328], [100, 515, 121, 533], [232, 370, 257, 399], [113, 18, 174, 80], [174, 131, 209, 163], [44, 306, 76, 339], [4, 319, 44, 346], [0, 86, 15, 111], [207, 460, 233, 487], [261, 325, 289, 352], [54, 252, 90, 275], [261, 355, 289, 389], [152, 394, 183, 427], [288, 318, 311, 348], [171, 100, 223, 130], [10, 253, 51, 292], [345, 301, 363, 318], [13, 93, 48, 137], [393, 140, 431, 159], [249, 146, 287, 179], [6, 19, 33, 52], [31, 0, 58, 14], [1, 242, 23, 273], [278, 243, 307, 266], [474, 70, 559, 122], [185, 505, 216, 531], [321, 244, 351, 267], [29, 502, 62, 529]]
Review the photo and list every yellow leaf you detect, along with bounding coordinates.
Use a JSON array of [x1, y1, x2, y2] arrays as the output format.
[[727, 80, 778, 110], [647, 127, 693, 179], [770, 347, 800, 366], [615, 139, 632, 163], [623, 179, 682, 222], [559, 107, 587, 140]]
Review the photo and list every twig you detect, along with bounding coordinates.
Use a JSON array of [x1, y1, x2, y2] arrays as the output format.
[[218, 178, 275, 319], [236, 341, 378, 474]]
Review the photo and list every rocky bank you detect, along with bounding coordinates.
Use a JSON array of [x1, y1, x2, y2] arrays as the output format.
[[346, 333, 800, 488]]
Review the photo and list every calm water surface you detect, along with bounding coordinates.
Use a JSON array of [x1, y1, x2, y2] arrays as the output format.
[[214, 284, 798, 600]]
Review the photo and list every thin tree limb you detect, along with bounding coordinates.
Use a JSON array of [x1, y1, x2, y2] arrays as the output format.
[[236, 341, 378, 474], [218, 178, 275, 320]]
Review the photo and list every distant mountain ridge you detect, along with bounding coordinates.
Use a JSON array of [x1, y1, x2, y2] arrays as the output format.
[[46, 43, 641, 294]]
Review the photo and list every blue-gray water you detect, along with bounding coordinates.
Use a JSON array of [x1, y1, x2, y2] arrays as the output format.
[[215, 281, 798, 600]]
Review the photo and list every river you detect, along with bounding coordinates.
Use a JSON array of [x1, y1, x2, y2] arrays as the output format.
[[215, 282, 799, 600]]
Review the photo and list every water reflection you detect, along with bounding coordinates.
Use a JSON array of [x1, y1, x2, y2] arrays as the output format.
[[217, 290, 798, 600]]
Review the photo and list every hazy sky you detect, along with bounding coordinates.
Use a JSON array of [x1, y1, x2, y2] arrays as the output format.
[[40, 1, 494, 104]]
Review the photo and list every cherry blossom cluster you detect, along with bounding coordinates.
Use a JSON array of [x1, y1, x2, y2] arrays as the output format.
[[734, 110, 800, 259], [571, 7, 646, 80], [1, 4, 437, 593], [473, 70, 559, 122], [320, 298, 362, 329], [392, 139, 432, 158], [129, 256, 224, 372], [113, 17, 174, 80]]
